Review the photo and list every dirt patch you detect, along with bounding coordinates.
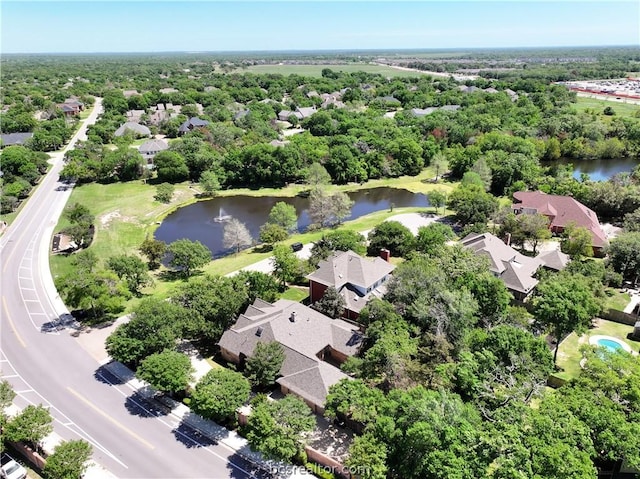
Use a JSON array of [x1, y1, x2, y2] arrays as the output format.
[[100, 210, 121, 227]]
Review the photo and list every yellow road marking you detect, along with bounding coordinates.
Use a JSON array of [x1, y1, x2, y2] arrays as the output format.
[[67, 387, 155, 450], [2, 296, 27, 348]]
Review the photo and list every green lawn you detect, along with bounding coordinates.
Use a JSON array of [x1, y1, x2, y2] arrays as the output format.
[[234, 63, 427, 78], [604, 288, 631, 312], [280, 287, 309, 302], [555, 319, 640, 381], [574, 97, 640, 118]]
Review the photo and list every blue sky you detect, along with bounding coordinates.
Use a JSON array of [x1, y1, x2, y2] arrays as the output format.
[[2, 1, 639, 53]]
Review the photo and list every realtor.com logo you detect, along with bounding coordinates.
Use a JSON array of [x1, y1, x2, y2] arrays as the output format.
[[268, 464, 372, 477]]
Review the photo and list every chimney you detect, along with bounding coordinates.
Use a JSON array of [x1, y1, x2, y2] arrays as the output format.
[[289, 312, 296, 323], [504, 233, 511, 246], [380, 249, 391, 262]]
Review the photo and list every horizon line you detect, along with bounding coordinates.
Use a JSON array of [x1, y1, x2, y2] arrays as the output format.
[[2, 44, 636, 56]]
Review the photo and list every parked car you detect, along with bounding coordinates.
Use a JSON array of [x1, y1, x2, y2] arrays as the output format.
[[291, 242, 303, 252], [0, 454, 27, 479]]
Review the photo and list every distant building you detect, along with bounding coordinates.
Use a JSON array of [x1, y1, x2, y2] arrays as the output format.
[[114, 122, 151, 138], [0, 132, 33, 148], [178, 117, 209, 135]]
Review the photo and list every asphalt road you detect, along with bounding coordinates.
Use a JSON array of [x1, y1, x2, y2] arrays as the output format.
[[0, 101, 267, 479]]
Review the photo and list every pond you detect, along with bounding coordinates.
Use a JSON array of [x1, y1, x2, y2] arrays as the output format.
[[154, 187, 428, 257], [543, 157, 639, 182]]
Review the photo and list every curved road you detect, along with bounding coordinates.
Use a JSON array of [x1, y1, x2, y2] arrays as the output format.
[[0, 100, 265, 479]]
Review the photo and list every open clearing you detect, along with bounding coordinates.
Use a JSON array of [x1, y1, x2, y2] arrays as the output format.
[[234, 63, 427, 78], [574, 96, 640, 118]]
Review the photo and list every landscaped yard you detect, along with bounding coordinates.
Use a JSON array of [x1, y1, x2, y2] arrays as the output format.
[[604, 288, 631, 311], [555, 318, 640, 381]]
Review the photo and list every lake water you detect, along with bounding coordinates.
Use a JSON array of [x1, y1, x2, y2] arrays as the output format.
[[543, 157, 639, 182], [155, 187, 429, 257]]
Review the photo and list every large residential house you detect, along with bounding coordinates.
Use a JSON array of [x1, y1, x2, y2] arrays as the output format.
[[57, 98, 84, 117], [461, 232, 542, 301], [138, 139, 169, 167], [0, 132, 34, 148], [218, 299, 363, 413], [178, 117, 209, 135], [306, 250, 395, 320], [277, 106, 317, 122], [114, 122, 151, 138], [512, 191, 608, 254]]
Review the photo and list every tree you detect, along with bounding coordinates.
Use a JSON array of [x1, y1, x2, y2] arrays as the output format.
[[136, 350, 193, 396], [516, 213, 551, 255], [427, 189, 446, 215], [606, 231, 640, 285], [367, 221, 415, 257], [305, 162, 332, 187], [198, 170, 220, 196], [448, 184, 499, 226], [154, 151, 189, 183], [561, 223, 593, 260], [63, 202, 94, 249], [168, 239, 211, 277], [4, 404, 53, 451], [43, 440, 93, 479], [107, 254, 151, 293], [267, 201, 298, 232], [271, 244, 303, 286], [431, 151, 448, 182], [244, 395, 315, 462], [236, 270, 281, 304], [173, 274, 249, 342], [415, 223, 455, 255], [325, 378, 387, 429], [139, 237, 167, 269], [245, 341, 286, 388], [223, 218, 253, 254], [308, 229, 367, 267], [259, 223, 288, 245], [623, 209, 640, 232], [533, 274, 601, 364], [105, 298, 185, 367], [345, 434, 388, 479], [312, 286, 345, 319], [308, 188, 353, 228], [190, 369, 250, 423], [154, 183, 174, 203], [0, 380, 16, 437]]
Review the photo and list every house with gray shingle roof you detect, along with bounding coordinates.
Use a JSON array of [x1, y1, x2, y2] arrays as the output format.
[[178, 117, 209, 135], [306, 250, 395, 320], [218, 299, 363, 413], [460, 232, 541, 300], [138, 139, 169, 167], [114, 122, 151, 138], [0, 132, 33, 148]]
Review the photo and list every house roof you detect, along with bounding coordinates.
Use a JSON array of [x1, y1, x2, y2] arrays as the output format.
[[460, 232, 541, 295], [0, 132, 33, 146], [138, 139, 169, 153], [114, 122, 151, 137], [296, 106, 317, 118], [218, 299, 361, 408], [537, 249, 570, 271], [307, 250, 395, 291], [512, 191, 608, 248], [411, 107, 437, 117]]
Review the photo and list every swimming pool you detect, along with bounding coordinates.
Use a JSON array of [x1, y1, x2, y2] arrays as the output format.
[[589, 335, 633, 354]]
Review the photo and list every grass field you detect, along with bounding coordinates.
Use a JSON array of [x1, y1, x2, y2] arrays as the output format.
[[555, 319, 639, 381], [574, 97, 640, 118], [234, 63, 428, 78]]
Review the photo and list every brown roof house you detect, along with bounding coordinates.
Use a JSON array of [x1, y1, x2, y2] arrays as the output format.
[[306, 250, 395, 320], [512, 191, 608, 254], [57, 97, 84, 116], [460, 232, 542, 301], [218, 299, 363, 413]]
